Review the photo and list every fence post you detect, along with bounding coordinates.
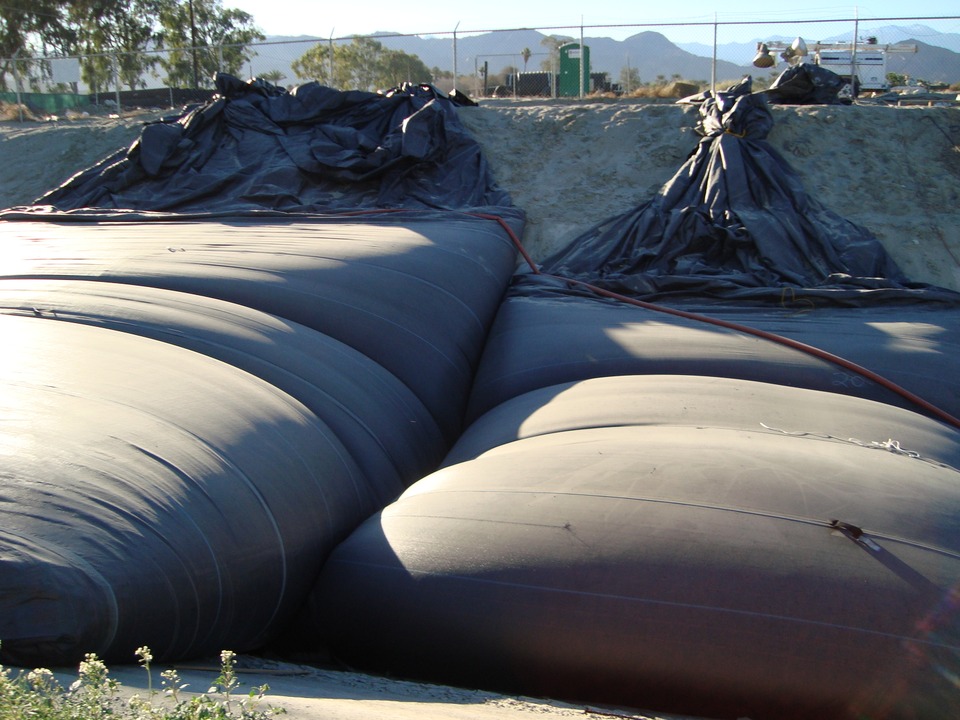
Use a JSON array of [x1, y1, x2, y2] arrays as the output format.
[[453, 22, 459, 91], [552, 51, 557, 99], [189, 0, 199, 88], [711, 14, 717, 94], [329, 30, 334, 87], [850, 7, 860, 95], [12, 50, 23, 122], [112, 53, 121, 117], [580, 20, 587, 100]]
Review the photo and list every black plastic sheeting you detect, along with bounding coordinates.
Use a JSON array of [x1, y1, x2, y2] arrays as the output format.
[[26, 74, 514, 216], [766, 63, 850, 104], [446, 374, 960, 470], [314, 284, 960, 719], [541, 80, 959, 305], [0, 79, 522, 666]]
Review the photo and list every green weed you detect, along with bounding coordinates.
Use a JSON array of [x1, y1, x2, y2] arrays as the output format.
[[0, 643, 285, 720]]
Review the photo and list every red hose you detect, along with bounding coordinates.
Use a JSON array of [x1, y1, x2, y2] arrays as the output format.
[[467, 212, 540, 275], [549, 274, 960, 432], [320, 207, 960, 431]]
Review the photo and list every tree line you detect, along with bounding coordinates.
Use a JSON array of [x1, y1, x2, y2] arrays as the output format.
[[0, 0, 266, 93], [1, 1, 439, 95]]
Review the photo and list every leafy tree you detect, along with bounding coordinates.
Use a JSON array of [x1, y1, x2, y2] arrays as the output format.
[[619, 66, 640, 92], [258, 68, 286, 85], [886, 71, 907, 86], [292, 36, 432, 92], [538, 35, 571, 72], [79, 52, 113, 94], [2, 0, 262, 92], [156, 0, 263, 88], [67, 0, 164, 93], [0, 1, 71, 56], [1, 0, 160, 92], [0, 0, 71, 90]]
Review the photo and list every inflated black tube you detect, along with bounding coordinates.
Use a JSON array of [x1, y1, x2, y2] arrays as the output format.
[[0, 314, 370, 667], [2, 214, 519, 441], [313, 406, 960, 719], [0, 278, 445, 502], [446, 374, 960, 470], [465, 292, 960, 423]]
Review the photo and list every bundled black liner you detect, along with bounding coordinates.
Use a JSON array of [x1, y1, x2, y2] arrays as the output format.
[[31, 74, 513, 215], [541, 79, 958, 305], [766, 62, 850, 104]]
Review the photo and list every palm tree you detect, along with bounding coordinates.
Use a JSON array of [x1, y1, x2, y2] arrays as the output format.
[[521, 47, 531, 71]]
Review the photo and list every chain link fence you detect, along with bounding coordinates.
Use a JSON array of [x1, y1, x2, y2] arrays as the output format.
[[2, 15, 958, 118]]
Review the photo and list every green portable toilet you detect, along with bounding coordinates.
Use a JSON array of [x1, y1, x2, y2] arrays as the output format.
[[558, 42, 590, 97]]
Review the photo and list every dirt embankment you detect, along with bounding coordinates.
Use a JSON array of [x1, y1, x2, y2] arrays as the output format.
[[2, 99, 959, 291]]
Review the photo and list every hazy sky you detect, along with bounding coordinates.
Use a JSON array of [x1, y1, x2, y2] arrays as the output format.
[[226, 1, 959, 43]]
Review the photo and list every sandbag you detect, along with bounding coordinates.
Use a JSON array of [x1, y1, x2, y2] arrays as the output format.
[[0, 76, 528, 673]]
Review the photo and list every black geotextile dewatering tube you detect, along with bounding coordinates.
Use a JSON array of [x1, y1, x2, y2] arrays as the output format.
[[477, 212, 960, 433]]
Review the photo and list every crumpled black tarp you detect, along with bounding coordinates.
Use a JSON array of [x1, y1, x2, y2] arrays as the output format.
[[539, 79, 960, 306], [29, 74, 515, 216], [766, 63, 850, 105]]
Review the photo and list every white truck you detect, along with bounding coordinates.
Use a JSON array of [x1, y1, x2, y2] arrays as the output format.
[[754, 37, 917, 94], [814, 44, 889, 91]]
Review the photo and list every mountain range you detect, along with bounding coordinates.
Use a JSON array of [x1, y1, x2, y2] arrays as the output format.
[[250, 24, 960, 88], [678, 24, 960, 61]]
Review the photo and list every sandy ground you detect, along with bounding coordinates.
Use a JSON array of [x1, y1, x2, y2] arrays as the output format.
[[2, 97, 959, 718], [43, 657, 690, 720]]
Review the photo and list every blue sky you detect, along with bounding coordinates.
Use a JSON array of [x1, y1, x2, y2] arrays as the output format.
[[227, 1, 959, 43]]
